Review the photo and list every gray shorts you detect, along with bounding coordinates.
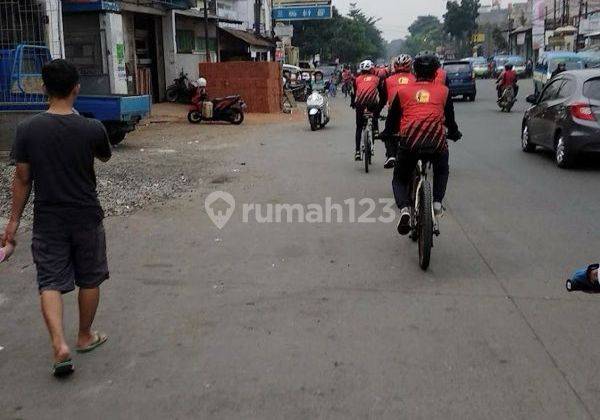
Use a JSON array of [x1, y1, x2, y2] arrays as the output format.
[[32, 223, 109, 293]]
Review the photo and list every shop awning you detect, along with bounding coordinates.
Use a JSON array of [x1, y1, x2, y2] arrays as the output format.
[[219, 27, 275, 48]]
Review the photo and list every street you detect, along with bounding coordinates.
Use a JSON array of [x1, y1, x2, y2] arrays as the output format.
[[2, 79, 600, 419]]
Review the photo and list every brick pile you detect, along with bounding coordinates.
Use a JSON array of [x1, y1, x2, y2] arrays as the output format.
[[199, 62, 282, 114]]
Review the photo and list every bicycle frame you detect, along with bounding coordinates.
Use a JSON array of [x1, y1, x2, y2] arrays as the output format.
[[412, 159, 440, 235]]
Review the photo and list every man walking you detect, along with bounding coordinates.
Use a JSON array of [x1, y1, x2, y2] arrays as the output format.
[[2, 59, 111, 376]]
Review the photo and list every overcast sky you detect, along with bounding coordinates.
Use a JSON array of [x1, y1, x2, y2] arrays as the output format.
[[333, 0, 513, 41]]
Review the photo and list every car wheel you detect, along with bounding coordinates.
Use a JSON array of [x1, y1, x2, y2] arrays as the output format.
[[521, 124, 536, 153], [555, 135, 574, 168], [469, 94, 476, 102]]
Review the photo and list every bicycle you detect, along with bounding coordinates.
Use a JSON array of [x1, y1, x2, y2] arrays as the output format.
[[361, 112, 375, 173], [408, 156, 441, 270]]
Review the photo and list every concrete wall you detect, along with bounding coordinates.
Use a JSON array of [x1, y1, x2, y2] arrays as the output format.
[[101, 12, 128, 95], [199, 61, 281, 113]]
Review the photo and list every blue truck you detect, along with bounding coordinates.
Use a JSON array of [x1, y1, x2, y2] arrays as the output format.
[[0, 45, 151, 145]]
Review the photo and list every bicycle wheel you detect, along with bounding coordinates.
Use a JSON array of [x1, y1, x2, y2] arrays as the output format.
[[363, 130, 371, 173], [418, 179, 433, 270]]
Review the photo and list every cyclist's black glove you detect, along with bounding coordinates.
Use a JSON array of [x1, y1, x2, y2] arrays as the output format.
[[447, 130, 462, 142]]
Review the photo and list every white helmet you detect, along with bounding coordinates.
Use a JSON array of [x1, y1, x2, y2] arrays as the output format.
[[196, 77, 207, 87], [359, 60, 374, 73]]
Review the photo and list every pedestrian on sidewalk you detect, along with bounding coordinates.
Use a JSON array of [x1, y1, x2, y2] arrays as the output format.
[[2, 59, 112, 377]]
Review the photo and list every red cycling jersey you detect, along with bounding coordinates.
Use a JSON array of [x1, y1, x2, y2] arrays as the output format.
[[394, 80, 450, 152], [376, 67, 390, 78], [354, 73, 381, 108], [385, 72, 416, 105], [499, 69, 517, 88], [435, 68, 447, 85]]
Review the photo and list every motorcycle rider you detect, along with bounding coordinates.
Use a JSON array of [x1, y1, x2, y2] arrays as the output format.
[[386, 52, 462, 235], [496, 63, 518, 99], [381, 54, 416, 168], [351, 60, 385, 161], [194, 77, 209, 101], [341, 65, 354, 97], [311, 70, 327, 93]]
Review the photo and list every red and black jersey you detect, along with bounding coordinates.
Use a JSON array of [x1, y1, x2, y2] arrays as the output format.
[[499, 69, 517, 88], [384, 72, 416, 106], [392, 81, 452, 152], [353, 73, 382, 109]]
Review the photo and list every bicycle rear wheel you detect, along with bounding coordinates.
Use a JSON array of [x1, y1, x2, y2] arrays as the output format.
[[418, 179, 433, 270], [363, 130, 371, 173]]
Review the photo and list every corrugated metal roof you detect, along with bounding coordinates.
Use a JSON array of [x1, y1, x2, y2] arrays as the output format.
[[219, 27, 274, 48]]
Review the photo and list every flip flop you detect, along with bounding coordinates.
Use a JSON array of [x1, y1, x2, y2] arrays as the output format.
[[53, 359, 74, 377], [76, 331, 108, 353]]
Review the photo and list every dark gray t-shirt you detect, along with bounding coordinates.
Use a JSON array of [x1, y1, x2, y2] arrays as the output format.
[[12, 112, 111, 231]]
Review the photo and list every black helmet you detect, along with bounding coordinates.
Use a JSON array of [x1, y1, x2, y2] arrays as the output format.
[[414, 51, 440, 80], [505, 63, 513, 70]]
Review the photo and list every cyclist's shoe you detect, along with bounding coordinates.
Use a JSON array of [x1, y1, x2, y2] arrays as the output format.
[[384, 156, 396, 168], [355, 151, 362, 161], [433, 202, 444, 218], [397, 207, 411, 236]]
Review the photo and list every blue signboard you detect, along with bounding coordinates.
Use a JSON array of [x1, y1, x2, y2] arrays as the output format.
[[273, 5, 332, 21]]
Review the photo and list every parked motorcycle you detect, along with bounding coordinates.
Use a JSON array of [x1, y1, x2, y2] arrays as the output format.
[[187, 89, 246, 125], [166, 70, 196, 103], [498, 86, 516, 112], [306, 90, 330, 131]]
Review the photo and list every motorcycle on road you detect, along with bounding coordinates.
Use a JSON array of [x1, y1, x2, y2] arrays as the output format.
[[187, 89, 246, 125], [306, 90, 330, 131], [498, 86, 516, 112]]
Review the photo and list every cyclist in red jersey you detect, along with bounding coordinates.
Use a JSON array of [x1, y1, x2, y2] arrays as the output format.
[[386, 52, 462, 235], [381, 54, 416, 168], [351, 60, 385, 161], [496, 63, 518, 99]]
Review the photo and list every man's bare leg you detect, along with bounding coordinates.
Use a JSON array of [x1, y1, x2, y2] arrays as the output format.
[[40, 291, 71, 363], [77, 287, 100, 348]]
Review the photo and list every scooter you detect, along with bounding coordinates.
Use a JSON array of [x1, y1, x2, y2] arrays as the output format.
[[497, 85, 516, 112], [306, 90, 330, 131], [166, 70, 196, 103], [187, 87, 246, 125]]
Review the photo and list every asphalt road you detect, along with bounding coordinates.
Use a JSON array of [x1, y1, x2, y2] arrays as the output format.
[[2, 80, 600, 419]]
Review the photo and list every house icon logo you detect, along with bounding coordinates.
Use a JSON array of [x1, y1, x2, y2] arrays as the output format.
[[205, 191, 236, 229]]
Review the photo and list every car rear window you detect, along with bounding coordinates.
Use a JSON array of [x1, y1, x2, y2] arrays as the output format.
[[583, 78, 600, 100], [444, 63, 471, 73]]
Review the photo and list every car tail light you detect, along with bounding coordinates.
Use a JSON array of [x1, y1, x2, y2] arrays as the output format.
[[570, 103, 595, 121]]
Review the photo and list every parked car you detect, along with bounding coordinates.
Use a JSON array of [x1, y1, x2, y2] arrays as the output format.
[[298, 60, 316, 75], [470, 56, 490, 78], [533, 52, 585, 95], [521, 69, 600, 168], [443, 60, 476, 101]]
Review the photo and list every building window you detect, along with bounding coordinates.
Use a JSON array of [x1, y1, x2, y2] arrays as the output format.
[[176, 29, 195, 53], [195, 37, 217, 52]]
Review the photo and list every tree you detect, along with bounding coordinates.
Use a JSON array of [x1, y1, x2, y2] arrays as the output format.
[[403, 15, 443, 56], [444, 0, 480, 57], [291, 5, 386, 63]]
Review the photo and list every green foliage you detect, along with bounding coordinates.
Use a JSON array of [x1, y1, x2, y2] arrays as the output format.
[[444, 0, 480, 57], [492, 26, 508, 51], [403, 15, 443, 56], [292, 5, 386, 63]]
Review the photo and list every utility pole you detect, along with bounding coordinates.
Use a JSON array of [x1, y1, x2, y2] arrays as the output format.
[[203, 0, 211, 62]]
